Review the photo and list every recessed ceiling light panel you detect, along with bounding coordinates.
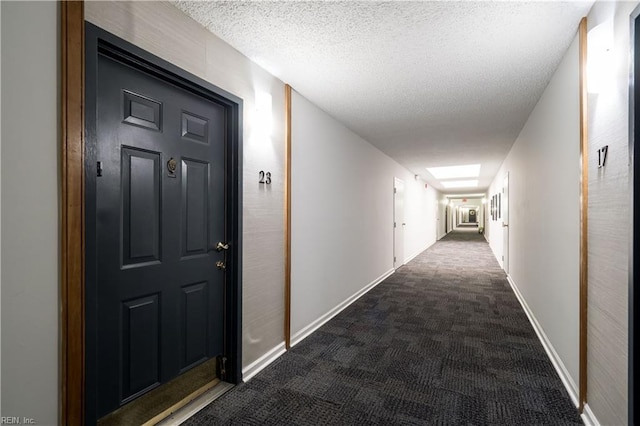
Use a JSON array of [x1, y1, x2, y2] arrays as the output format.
[[426, 164, 481, 180], [441, 180, 479, 189]]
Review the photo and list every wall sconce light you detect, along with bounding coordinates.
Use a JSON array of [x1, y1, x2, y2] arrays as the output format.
[[254, 91, 272, 140], [587, 20, 615, 94]]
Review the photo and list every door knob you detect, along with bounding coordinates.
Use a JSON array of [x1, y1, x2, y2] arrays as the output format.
[[216, 261, 226, 270], [216, 242, 229, 252]]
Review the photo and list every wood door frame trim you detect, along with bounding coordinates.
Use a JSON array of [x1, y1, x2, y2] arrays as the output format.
[[61, 1, 86, 425], [578, 16, 589, 413], [629, 6, 640, 424], [284, 84, 292, 349]]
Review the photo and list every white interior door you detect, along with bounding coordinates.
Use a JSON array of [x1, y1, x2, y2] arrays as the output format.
[[394, 178, 405, 268], [436, 201, 440, 239], [503, 172, 510, 274]]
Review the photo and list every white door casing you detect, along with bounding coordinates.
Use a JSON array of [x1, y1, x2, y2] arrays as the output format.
[[503, 172, 510, 274], [394, 178, 405, 268]]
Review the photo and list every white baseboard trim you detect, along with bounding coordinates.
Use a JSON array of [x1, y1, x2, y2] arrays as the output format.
[[405, 242, 433, 263], [506, 274, 580, 408], [241, 342, 287, 383], [580, 403, 600, 426], [290, 268, 395, 347]]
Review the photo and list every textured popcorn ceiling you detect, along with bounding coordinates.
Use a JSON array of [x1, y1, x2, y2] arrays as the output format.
[[172, 1, 592, 192]]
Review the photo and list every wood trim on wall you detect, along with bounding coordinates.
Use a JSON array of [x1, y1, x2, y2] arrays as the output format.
[[629, 6, 640, 424], [284, 84, 292, 349], [578, 16, 589, 413], [61, 1, 85, 425]]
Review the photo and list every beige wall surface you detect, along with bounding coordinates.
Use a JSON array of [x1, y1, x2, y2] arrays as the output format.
[[1, 1, 60, 424], [1, 0, 3, 415], [85, 1, 287, 372], [586, 2, 639, 424]]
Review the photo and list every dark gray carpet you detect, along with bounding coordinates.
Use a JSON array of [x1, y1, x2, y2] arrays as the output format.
[[186, 229, 582, 425]]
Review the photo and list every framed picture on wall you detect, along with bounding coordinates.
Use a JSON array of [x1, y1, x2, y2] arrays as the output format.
[[498, 193, 501, 219], [490, 197, 494, 220], [490, 196, 493, 221], [492, 195, 496, 220]]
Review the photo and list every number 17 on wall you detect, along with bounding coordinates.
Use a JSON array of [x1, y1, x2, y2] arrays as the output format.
[[597, 145, 608, 168]]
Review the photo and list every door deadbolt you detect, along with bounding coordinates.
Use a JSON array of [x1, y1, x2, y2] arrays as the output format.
[[216, 261, 226, 270], [216, 242, 229, 251]]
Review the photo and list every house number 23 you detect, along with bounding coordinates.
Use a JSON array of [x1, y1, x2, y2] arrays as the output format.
[[259, 171, 272, 184]]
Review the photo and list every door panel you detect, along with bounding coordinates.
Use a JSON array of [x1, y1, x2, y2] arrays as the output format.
[[122, 148, 161, 266], [182, 159, 209, 256], [122, 294, 161, 401], [180, 281, 209, 370], [182, 112, 209, 143], [94, 50, 226, 418], [123, 90, 162, 131]]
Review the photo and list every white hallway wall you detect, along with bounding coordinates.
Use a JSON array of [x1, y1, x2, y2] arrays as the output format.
[[291, 91, 440, 343], [487, 32, 581, 407]]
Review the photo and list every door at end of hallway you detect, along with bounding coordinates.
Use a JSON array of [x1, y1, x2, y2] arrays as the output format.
[[394, 178, 405, 268]]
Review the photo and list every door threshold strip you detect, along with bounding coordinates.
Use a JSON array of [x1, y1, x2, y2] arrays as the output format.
[[98, 359, 220, 426], [154, 381, 234, 426]]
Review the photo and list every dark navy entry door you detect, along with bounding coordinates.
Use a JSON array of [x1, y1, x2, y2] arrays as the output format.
[[93, 44, 227, 418]]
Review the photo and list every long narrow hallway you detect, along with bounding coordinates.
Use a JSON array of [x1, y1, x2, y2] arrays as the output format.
[[186, 229, 582, 425]]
